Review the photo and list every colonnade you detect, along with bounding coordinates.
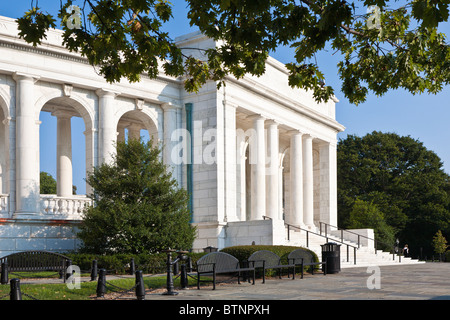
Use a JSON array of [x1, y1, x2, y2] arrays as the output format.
[[235, 109, 337, 229], [8, 73, 180, 218]]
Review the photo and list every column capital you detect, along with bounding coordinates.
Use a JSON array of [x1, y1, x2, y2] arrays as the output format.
[[161, 102, 181, 111], [95, 88, 120, 98], [246, 114, 266, 121], [127, 122, 144, 130], [223, 101, 238, 109], [287, 129, 303, 136], [265, 119, 279, 127], [51, 110, 75, 119], [12, 72, 40, 83]]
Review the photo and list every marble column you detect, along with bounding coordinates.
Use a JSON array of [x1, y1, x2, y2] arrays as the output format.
[[289, 130, 303, 226], [127, 123, 141, 141], [117, 123, 126, 143], [97, 89, 118, 165], [54, 111, 73, 197], [161, 102, 180, 180], [303, 134, 314, 227], [319, 141, 338, 227], [13, 73, 40, 215], [249, 115, 266, 220], [266, 120, 279, 220], [224, 103, 237, 221]]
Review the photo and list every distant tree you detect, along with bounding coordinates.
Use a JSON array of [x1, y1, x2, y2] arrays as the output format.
[[40, 171, 57, 194], [77, 138, 196, 254], [338, 131, 450, 256], [347, 198, 395, 250], [40, 171, 78, 195], [432, 230, 448, 261]]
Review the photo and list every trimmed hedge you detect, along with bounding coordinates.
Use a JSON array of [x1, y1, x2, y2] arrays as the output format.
[[220, 245, 320, 278], [220, 245, 319, 264]]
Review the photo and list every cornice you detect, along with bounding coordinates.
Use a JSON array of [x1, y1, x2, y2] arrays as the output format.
[[224, 75, 345, 133]]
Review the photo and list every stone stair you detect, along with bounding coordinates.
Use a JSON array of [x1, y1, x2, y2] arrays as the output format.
[[284, 225, 425, 268]]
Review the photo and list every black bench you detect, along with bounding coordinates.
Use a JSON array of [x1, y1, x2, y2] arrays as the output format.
[[288, 248, 326, 278], [0, 250, 72, 283], [196, 252, 255, 290], [247, 250, 296, 283]]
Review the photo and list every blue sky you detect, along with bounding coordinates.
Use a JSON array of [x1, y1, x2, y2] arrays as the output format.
[[2, 1, 450, 195]]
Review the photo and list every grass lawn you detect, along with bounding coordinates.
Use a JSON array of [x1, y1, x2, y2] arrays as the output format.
[[0, 273, 193, 300]]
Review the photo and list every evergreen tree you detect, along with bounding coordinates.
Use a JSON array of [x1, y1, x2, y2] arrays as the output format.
[[432, 230, 448, 261], [77, 138, 196, 254]]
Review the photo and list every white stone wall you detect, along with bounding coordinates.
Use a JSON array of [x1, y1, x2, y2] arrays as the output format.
[[0, 221, 80, 257]]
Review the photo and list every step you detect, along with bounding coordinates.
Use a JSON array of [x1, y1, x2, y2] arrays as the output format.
[[284, 225, 425, 268]]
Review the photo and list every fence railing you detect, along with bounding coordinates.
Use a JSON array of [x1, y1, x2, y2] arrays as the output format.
[[285, 221, 358, 265], [319, 222, 403, 262]]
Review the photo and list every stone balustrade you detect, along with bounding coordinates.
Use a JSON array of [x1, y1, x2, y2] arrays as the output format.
[[40, 195, 92, 218], [0, 194, 8, 215]]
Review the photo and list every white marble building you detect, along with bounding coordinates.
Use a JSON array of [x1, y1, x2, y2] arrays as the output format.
[[0, 16, 344, 255]]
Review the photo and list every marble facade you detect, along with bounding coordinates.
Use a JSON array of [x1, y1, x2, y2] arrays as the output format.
[[0, 16, 344, 255]]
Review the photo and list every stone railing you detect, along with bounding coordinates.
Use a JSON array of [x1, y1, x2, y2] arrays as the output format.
[[0, 194, 8, 215], [40, 195, 93, 218]]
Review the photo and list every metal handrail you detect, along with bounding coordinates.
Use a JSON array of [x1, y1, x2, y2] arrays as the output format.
[[319, 222, 371, 249], [284, 222, 358, 265], [319, 222, 403, 262]]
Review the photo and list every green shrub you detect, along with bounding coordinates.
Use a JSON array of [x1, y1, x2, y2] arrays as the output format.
[[220, 245, 319, 278], [220, 245, 317, 262]]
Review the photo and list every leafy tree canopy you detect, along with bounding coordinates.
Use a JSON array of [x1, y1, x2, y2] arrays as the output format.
[[337, 131, 450, 255], [15, 0, 450, 105], [347, 198, 396, 249]]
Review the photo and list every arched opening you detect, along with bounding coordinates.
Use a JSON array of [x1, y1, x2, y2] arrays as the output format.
[[39, 96, 90, 197], [39, 95, 93, 216], [117, 110, 158, 146]]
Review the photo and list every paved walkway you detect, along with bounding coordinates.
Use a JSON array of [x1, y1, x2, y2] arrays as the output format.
[[148, 262, 450, 300], [14, 262, 450, 301]]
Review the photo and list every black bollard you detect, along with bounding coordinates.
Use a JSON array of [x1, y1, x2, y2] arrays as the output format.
[[130, 258, 136, 275], [10, 278, 22, 300], [1, 262, 8, 285], [135, 270, 145, 300], [173, 260, 179, 275], [186, 257, 193, 272], [96, 268, 107, 297], [90, 260, 98, 281], [65, 259, 73, 283], [180, 264, 188, 289], [163, 250, 178, 296]]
